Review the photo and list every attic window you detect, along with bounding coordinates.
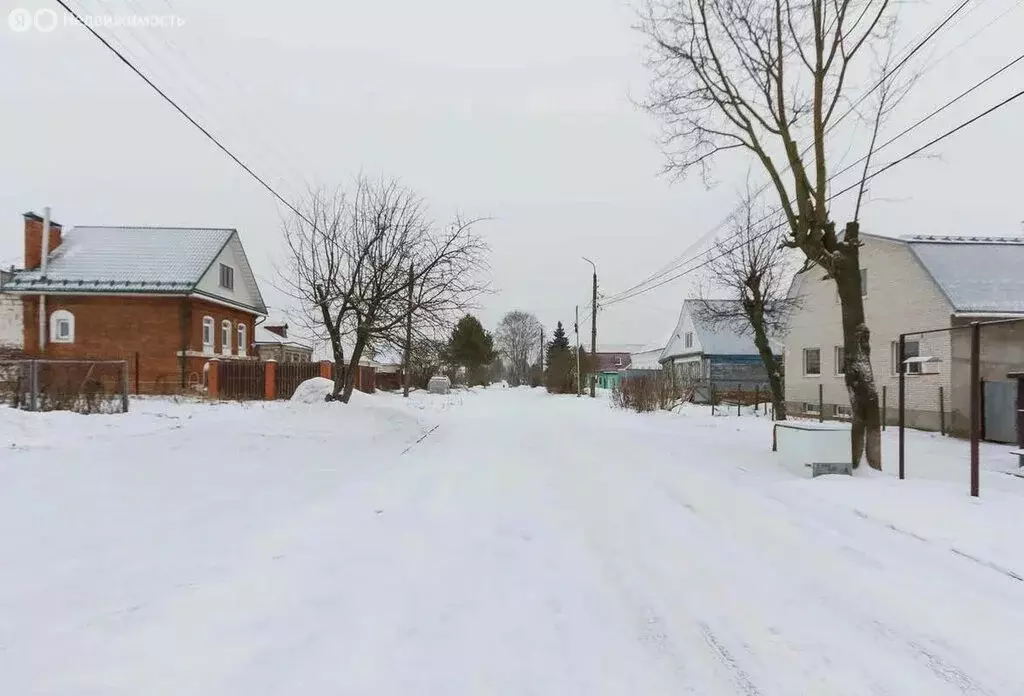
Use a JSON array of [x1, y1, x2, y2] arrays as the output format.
[[684, 332, 693, 349], [219, 264, 234, 291], [615, 356, 623, 367]]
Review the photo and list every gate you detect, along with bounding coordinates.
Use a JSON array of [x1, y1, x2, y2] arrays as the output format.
[[983, 380, 1016, 443], [276, 362, 322, 400], [218, 360, 266, 400]]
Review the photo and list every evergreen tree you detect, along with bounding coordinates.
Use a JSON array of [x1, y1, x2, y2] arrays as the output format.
[[544, 322, 575, 394], [448, 314, 495, 386]]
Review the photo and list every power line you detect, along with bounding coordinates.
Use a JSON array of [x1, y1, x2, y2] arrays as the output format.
[[610, 0, 983, 301], [602, 84, 1024, 308], [605, 49, 1024, 305], [53, 0, 314, 228]]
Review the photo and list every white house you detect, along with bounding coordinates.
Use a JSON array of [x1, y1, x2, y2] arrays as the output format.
[[784, 233, 1024, 441]]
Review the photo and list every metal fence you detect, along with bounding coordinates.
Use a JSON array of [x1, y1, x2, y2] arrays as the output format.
[[0, 359, 128, 414]]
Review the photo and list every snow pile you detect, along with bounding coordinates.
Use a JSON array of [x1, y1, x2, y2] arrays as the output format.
[[289, 377, 335, 404]]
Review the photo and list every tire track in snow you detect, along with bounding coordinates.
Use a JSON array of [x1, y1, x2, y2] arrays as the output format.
[[697, 622, 763, 696]]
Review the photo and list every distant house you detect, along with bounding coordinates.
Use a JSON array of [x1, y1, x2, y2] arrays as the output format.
[[0, 269, 23, 358], [785, 233, 1024, 441], [0, 211, 267, 392], [626, 344, 665, 378], [660, 299, 780, 400], [588, 344, 644, 389], [253, 320, 313, 363]]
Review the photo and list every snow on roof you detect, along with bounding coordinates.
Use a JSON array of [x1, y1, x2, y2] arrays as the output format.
[[593, 344, 646, 355], [661, 299, 780, 361], [5, 226, 231, 293], [628, 346, 665, 371], [254, 325, 312, 350], [904, 236, 1024, 314]]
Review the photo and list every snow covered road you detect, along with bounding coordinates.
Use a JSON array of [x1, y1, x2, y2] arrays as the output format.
[[3, 388, 1024, 694]]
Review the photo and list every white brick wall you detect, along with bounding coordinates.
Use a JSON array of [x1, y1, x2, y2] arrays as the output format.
[[785, 235, 953, 419], [0, 293, 23, 348]]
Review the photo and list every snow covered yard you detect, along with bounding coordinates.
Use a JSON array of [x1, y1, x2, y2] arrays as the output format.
[[2, 386, 1024, 694]]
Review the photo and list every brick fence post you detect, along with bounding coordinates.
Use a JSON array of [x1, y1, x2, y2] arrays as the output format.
[[319, 360, 332, 380], [265, 359, 277, 400], [207, 358, 220, 400]]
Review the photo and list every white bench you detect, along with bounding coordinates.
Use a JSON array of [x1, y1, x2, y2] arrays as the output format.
[[772, 421, 852, 477]]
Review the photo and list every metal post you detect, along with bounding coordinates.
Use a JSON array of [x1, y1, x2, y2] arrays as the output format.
[[121, 360, 129, 412], [899, 334, 906, 480], [29, 360, 38, 412], [755, 385, 760, 414], [939, 385, 946, 436], [134, 351, 140, 395], [882, 385, 887, 431], [584, 257, 597, 398], [970, 321, 980, 497], [403, 264, 413, 397], [737, 383, 741, 416], [575, 305, 581, 398], [818, 383, 824, 423]]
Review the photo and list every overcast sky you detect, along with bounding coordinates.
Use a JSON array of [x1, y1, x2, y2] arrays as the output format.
[[3, 0, 1023, 349]]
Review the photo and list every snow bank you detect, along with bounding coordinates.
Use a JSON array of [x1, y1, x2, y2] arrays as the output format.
[[289, 377, 370, 406], [289, 377, 335, 404]]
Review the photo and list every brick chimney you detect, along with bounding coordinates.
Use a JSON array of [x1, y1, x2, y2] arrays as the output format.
[[264, 323, 288, 339], [23, 211, 63, 271]]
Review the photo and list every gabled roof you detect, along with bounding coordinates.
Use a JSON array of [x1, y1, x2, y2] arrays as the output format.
[[902, 235, 1024, 314], [254, 325, 312, 350], [3, 226, 267, 314], [661, 299, 777, 361]]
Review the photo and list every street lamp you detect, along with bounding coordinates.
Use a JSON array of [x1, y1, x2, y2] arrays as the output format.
[[582, 257, 597, 398]]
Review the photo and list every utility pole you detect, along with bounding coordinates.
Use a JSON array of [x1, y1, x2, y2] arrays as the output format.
[[403, 264, 414, 398], [584, 257, 597, 398], [575, 305, 581, 397]]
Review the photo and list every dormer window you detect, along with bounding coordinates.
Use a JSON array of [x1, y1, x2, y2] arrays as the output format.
[[219, 263, 234, 290]]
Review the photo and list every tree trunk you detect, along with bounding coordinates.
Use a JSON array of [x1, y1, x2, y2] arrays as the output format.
[[746, 301, 787, 421], [836, 222, 882, 470], [340, 327, 370, 404]]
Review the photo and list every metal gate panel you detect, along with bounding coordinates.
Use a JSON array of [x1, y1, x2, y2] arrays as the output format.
[[983, 380, 1016, 443]]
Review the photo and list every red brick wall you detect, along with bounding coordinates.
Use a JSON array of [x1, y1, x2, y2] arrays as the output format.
[[23, 216, 63, 270], [21, 295, 257, 393]]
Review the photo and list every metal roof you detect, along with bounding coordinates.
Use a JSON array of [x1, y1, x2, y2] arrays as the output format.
[[3, 226, 233, 293], [905, 236, 1024, 314]]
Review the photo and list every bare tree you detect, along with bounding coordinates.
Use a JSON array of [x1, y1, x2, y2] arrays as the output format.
[[280, 176, 489, 403], [640, 0, 901, 469], [696, 191, 800, 420], [495, 311, 542, 387]]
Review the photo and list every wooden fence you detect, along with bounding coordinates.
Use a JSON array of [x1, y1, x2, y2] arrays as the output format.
[[218, 360, 266, 401], [276, 362, 322, 400]]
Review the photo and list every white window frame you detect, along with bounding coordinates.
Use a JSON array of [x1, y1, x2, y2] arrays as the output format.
[[834, 404, 852, 419], [202, 316, 215, 354], [803, 401, 820, 415], [834, 346, 845, 375], [891, 340, 921, 375], [237, 323, 247, 357], [802, 348, 821, 377], [219, 263, 234, 291], [221, 320, 232, 356], [684, 331, 693, 349], [615, 356, 623, 367], [49, 309, 75, 344]]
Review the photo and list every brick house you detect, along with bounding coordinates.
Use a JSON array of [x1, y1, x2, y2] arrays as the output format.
[[0, 211, 267, 393], [253, 320, 313, 363], [784, 233, 1024, 440]]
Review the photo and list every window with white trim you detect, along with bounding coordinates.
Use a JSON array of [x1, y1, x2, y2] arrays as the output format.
[[202, 316, 214, 354], [221, 320, 232, 355], [834, 346, 845, 375], [834, 404, 852, 419], [803, 401, 820, 415], [49, 309, 74, 344], [237, 323, 247, 357], [684, 331, 693, 349], [892, 340, 920, 375], [803, 348, 821, 376]]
